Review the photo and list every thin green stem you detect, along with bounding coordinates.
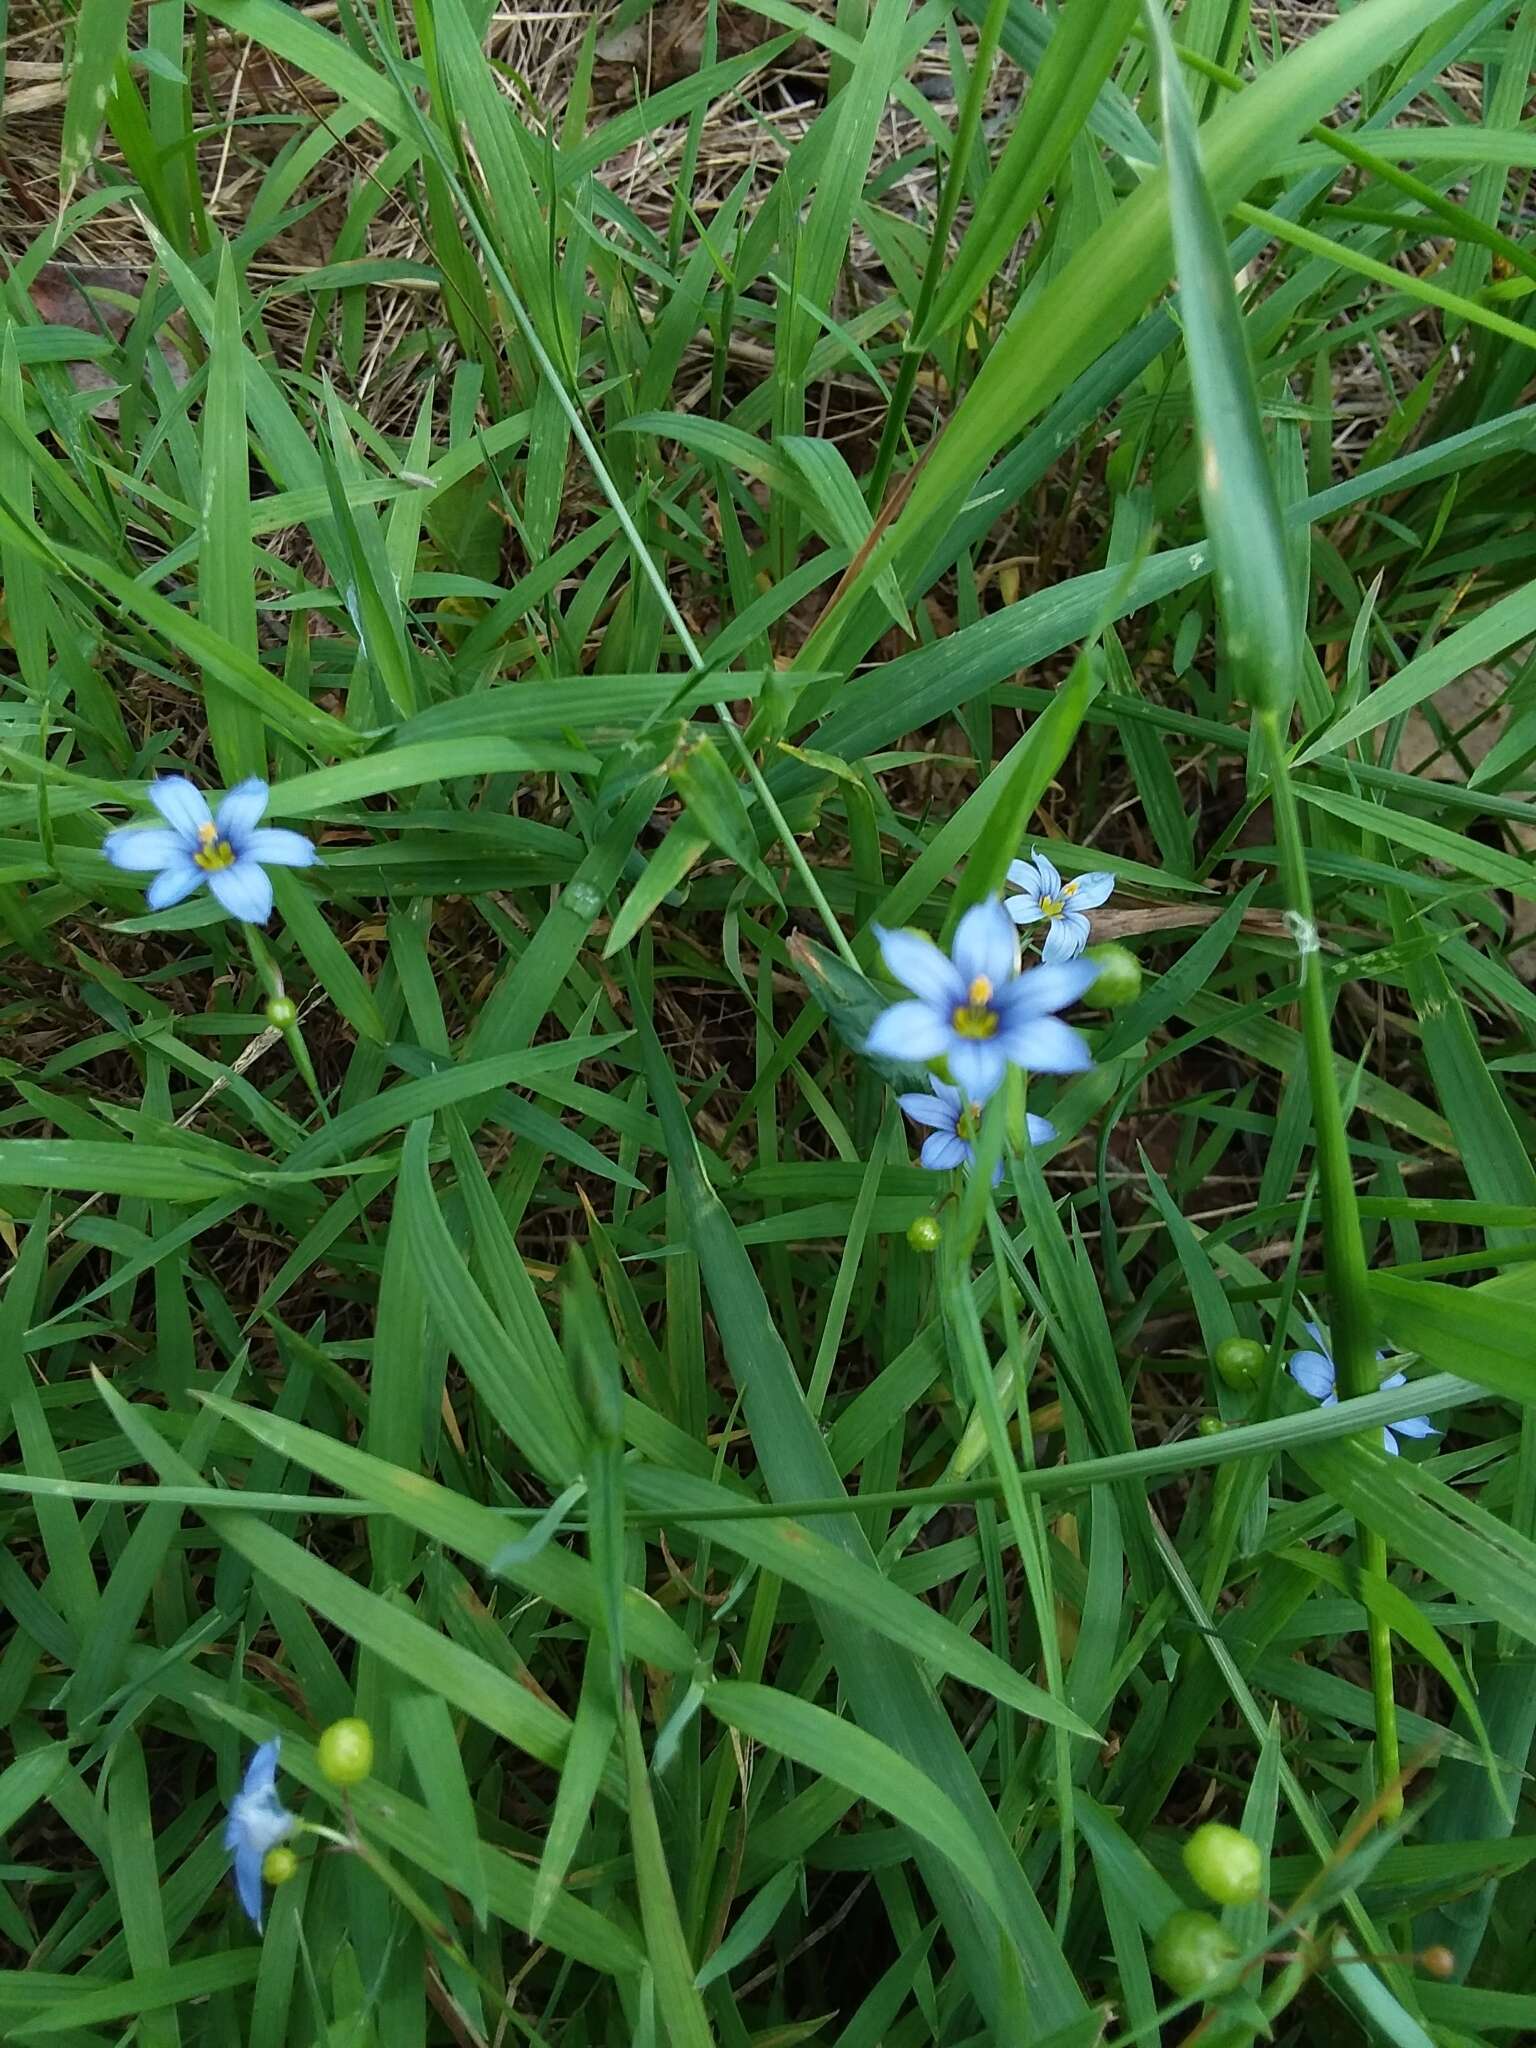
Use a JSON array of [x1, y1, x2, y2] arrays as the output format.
[[866, 0, 1010, 511], [243, 925, 328, 1117], [1259, 709, 1402, 1815]]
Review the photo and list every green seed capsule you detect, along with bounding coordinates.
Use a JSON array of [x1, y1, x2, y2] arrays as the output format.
[[1084, 944, 1142, 1008], [262, 1845, 299, 1886], [316, 1716, 374, 1786], [907, 1215, 943, 1254], [264, 996, 298, 1031], [1183, 1821, 1263, 1905], [1213, 1336, 1265, 1390], [1152, 1909, 1240, 1997]]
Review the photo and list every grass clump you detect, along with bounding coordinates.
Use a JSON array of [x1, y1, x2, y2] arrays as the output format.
[[3, 1, 1536, 2042]]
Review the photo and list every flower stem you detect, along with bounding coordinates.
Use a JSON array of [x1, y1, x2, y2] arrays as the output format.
[[1259, 710, 1401, 1814], [243, 926, 327, 1118], [865, 0, 1012, 512]]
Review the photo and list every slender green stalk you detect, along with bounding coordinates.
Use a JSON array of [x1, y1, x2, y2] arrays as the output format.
[[1259, 710, 1401, 1815], [243, 925, 328, 1116], [865, 0, 1011, 511]]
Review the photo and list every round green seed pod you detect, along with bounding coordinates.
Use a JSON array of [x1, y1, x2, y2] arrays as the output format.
[[316, 1716, 374, 1787], [264, 995, 298, 1031], [907, 1215, 943, 1254], [1183, 1821, 1264, 1906], [1152, 1909, 1240, 1998], [1084, 943, 1142, 1008], [1213, 1336, 1266, 1390], [262, 1845, 298, 1886]]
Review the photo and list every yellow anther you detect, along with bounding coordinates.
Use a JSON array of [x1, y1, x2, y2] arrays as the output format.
[[967, 975, 993, 1006]]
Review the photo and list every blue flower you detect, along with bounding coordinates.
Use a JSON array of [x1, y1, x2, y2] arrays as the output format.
[[104, 776, 317, 924], [223, 1739, 296, 1932], [1288, 1323, 1438, 1456], [897, 1078, 1055, 1186], [1006, 848, 1115, 963], [866, 897, 1097, 1100]]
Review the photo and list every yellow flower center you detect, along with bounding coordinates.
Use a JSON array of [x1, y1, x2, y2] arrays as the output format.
[[193, 821, 237, 871], [951, 976, 997, 1038], [1040, 895, 1064, 918]]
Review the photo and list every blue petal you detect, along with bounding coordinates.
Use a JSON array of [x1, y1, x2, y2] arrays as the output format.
[[951, 899, 1017, 989], [988, 1155, 1005, 1188], [920, 1131, 967, 1172], [103, 826, 185, 872], [241, 827, 318, 869], [215, 778, 270, 849], [1040, 912, 1089, 964], [997, 957, 1099, 1019], [1391, 1413, 1438, 1440], [1030, 847, 1063, 899], [873, 924, 962, 1007], [1067, 871, 1115, 910], [145, 860, 206, 910], [1288, 1350, 1336, 1402], [146, 776, 212, 840], [948, 1037, 1007, 1100], [1379, 1371, 1407, 1391], [1026, 1113, 1056, 1146], [232, 1839, 267, 1930], [994, 1014, 1091, 1075], [1381, 1428, 1400, 1456], [898, 1090, 958, 1133], [1005, 898, 1045, 927], [243, 1740, 281, 1800], [207, 858, 274, 924], [866, 1000, 951, 1063], [1006, 858, 1044, 904]]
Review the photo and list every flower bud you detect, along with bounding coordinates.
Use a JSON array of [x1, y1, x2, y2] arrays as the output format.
[[1213, 1336, 1265, 1390], [1196, 1416, 1225, 1437], [316, 1716, 373, 1786], [1183, 1821, 1263, 1905], [907, 1215, 942, 1254], [1152, 1909, 1240, 1997], [264, 995, 298, 1031], [1084, 943, 1141, 1008], [262, 1845, 299, 1886], [1419, 1945, 1456, 1980]]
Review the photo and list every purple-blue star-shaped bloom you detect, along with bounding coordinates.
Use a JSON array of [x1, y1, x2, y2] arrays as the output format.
[[1288, 1321, 1437, 1456], [223, 1739, 295, 1932], [866, 897, 1096, 1100], [1005, 847, 1115, 963], [897, 1078, 1055, 1185], [104, 776, 317, 924]]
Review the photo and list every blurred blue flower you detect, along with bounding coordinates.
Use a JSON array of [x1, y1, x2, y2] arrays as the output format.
[[104, 776, 316, 924], [866, 897, 1096, 1100], [897, 1078, 1055, 1185], [1288, 1322, 1437, 1456], [1006, 847, 1115, 963], [224, 1739, 295, 1931]]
